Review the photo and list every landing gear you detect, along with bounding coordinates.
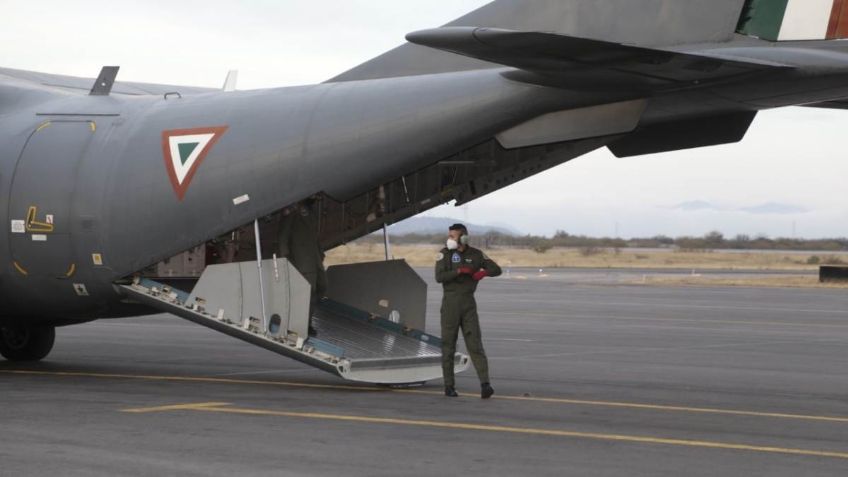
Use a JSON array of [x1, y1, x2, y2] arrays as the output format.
[[0, 324, 55, 362]]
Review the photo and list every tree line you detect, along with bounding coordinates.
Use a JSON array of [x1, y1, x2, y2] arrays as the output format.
[[362, 230, 848, 252]]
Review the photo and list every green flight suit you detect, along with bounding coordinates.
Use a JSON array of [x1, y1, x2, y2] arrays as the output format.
[[277, 211, 328, 303], [435, 245, 502, 387]]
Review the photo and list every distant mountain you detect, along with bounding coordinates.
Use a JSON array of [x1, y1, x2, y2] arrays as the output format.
[[672, 200, 722, 211], [740, 202, 809, 215], [387, 216, 520, 236], [671, 201, 809, 215]]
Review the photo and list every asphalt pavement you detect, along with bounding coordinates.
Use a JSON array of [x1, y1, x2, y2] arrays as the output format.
[[1, 269, 847, 476]]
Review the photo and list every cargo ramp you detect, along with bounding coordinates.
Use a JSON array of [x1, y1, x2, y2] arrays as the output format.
[[118, 258, 468, 385]]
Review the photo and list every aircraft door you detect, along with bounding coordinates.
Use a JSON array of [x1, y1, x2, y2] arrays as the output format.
[[7, 120, 95, 279]]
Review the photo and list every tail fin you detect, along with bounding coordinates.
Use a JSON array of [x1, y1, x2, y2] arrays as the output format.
[[737, 0, 848, 41], [329, 0, 748, 82]]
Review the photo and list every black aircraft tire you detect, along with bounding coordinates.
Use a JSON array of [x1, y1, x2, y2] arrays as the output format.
[[0, 325, 55, 362]]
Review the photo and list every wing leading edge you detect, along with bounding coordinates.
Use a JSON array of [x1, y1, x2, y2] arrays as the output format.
[[406, 27, 791, 92]]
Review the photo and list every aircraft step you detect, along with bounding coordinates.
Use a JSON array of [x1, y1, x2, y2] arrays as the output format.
[[119, 278, 468, 384]]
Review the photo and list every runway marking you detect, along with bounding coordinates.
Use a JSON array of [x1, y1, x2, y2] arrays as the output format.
[[487, 311, 848, 329], [492, 337, 845, 361], [120, 402, 848, 461], [123, 402, 229, 413], [212, 369, 312, 377], [485, 396, 848, 424], [0, 369, 373, 391], [486, 299, 848, 316], [4, 369, 848, 424]]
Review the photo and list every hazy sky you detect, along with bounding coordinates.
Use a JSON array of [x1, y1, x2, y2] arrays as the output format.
[[2, 0, 846, 238]]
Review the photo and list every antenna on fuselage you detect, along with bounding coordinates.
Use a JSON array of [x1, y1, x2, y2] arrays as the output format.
[[90, 66, 119, 96], [222, 70, 238, 92]]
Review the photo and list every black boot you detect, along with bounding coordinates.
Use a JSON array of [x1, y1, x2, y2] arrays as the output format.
[[481, 382, 494, 399], [445, 386, 459, 397]]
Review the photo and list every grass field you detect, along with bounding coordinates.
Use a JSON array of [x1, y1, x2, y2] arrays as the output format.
[[326, 243, 845, 270], [635, 275, 848, 289], [325, 244, 848, 289]]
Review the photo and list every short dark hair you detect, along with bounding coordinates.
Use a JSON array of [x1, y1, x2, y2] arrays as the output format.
[[449, 223, 468, 234]]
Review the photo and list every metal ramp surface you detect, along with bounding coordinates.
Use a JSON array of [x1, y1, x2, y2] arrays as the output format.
[[312, 300, 443, 368], [119, 277, 468, 384]]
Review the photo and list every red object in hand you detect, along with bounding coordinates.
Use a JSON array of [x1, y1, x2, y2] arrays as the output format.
[[457, 266, 475, 275], [472, 269, 489, 281]]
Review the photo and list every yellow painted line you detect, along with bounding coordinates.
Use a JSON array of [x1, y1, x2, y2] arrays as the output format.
[[89, 121, 96, 132], [4, 369, 848, 424], [0, 369, 380, 392], [483, 395, 848, 424], [65, 263, 76, 278], [123, 402, 230, 413], [35, 121, 51, 132], [12, 261, 28, 276], [124, 403, 848, 461]]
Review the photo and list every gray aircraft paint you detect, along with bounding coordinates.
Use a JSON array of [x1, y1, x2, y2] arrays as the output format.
[[2, 0, 848, 325], [331, 0, 751, 81]]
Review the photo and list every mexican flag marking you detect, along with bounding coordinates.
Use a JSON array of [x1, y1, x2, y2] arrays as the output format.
[[161, 126, 228, 200], [737, 0, 848, 41]]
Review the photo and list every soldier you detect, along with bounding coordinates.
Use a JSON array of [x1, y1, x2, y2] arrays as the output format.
[[435, 223, 502, 399], [277, 198, 328, 337]]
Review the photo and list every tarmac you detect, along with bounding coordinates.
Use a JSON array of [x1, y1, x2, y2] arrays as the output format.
[[1, 268, 847, 476]]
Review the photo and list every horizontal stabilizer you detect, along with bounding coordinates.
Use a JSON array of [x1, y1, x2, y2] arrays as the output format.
[[332, 0, 748, 82], [407, 27, 789, 92], [802, 99, 848, 109]]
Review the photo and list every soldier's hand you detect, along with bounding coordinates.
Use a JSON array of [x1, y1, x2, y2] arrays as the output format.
[[458, 266, 475, 275], [472, 269, 489, 281]]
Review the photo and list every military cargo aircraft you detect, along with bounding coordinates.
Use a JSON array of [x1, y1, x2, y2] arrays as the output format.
[[2, 0, 848, 382]]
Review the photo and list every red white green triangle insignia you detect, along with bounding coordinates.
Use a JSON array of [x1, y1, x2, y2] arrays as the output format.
[[161, 126, 228, 200]]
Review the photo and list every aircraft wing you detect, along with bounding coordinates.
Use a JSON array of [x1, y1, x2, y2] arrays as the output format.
[[406, 27, 791, 92]]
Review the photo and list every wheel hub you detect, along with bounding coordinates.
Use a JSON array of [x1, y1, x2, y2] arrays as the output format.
[[1, 327, 30, 350]]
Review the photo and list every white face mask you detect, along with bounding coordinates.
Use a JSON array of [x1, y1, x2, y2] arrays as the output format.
[[446, 238, 459, 250]]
